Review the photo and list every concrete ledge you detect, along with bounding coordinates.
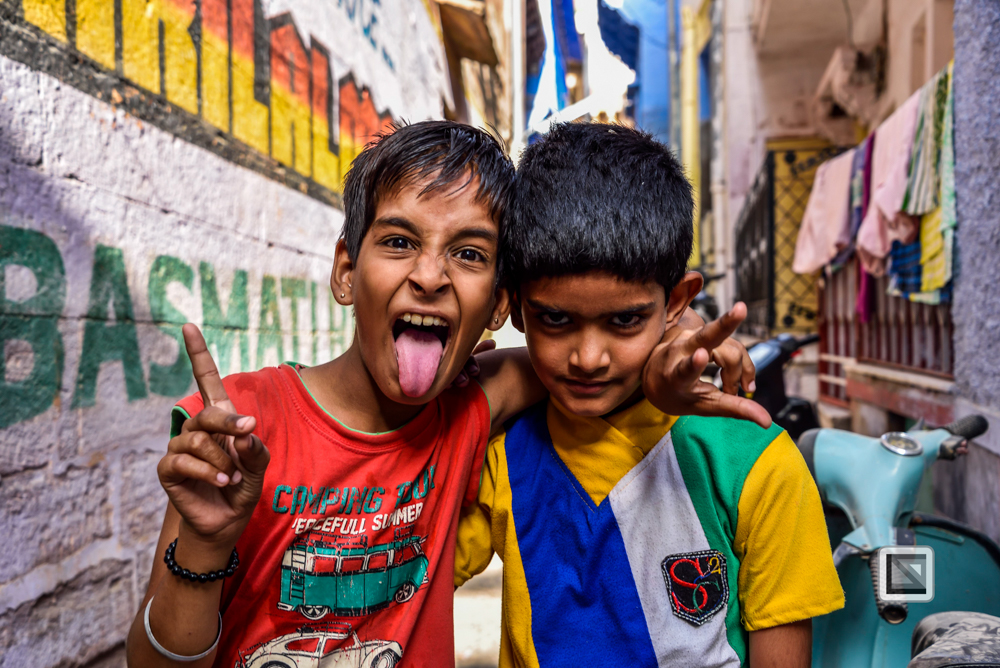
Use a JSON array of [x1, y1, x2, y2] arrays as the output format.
[[817, 401, 851, 430], [846, 364, 954, 426], [848, 362, 955, 394]]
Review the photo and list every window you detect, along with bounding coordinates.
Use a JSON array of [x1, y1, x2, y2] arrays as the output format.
[[340, 557, 365, 574], [285, 637, 320, 653], [312, 554, 339, 574], [322, 638, 347, 656], [368, 553, 388, 570]]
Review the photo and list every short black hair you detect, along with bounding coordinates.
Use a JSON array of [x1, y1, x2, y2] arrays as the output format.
[[341, 120, 514, 272], [505, 122, 693, 293]]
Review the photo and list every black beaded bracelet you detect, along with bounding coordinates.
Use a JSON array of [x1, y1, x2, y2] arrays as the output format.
[[163, 538, 239, 584]]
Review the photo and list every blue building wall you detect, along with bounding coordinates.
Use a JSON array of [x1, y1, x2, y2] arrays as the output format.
[[618, 0, 672, 143]]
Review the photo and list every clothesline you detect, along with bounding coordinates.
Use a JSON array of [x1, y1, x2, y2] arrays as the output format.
[[792, 61, 956, 320]]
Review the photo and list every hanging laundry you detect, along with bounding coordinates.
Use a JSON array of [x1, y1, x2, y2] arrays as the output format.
[[845, 134, 877, 323], [887, 235, 946, 305], [793, 147, 856, 274], [851, 135, 875, 235], [831, 134, 874, 267], [856, 262, 874, 323], [856, 93, 921, 276], [903, 67, 950, 216], [887, 239, 923, 297], [919, 207, 948, 294], [934, 60, 957, 290], [910, 61, 955, 300], [920, 207, 945, 264]]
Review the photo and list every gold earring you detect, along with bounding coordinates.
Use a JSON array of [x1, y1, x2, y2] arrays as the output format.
[[494, 316, 498, 323], [341, 293, 345, 298]]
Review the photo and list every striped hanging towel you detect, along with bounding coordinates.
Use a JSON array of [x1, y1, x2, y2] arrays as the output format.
[[902, 67, 950, 216]]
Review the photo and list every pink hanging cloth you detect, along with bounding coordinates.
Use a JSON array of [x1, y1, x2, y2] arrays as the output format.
[[793, 147, 856, 274], [856, 93, 922, 276]]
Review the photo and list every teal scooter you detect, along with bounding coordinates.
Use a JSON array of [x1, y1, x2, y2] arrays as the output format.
[[797, 415, 1000, 666]]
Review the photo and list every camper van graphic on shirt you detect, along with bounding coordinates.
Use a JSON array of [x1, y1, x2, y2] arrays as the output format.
[[278, 531, 430, 620]]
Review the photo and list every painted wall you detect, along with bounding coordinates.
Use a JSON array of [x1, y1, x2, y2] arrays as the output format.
[[719, 0, 834, 311], [880, 0, 954, 121], [618, 0, 671, 142], [935, 0, 1000, 544], [0, 0, 448, 664]]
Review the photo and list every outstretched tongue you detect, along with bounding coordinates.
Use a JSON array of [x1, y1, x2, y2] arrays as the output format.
[[395, 328, 444, 397]]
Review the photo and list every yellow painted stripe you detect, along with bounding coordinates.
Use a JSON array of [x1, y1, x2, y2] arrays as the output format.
[[270, 85, 312, 174], [312, 113, 342, 192], [23, 0, 67, 42], [202, 29, 229, 132], [76, 0, 115, 69], [120, 0, 198, 113], [231, 50, 269, 155]]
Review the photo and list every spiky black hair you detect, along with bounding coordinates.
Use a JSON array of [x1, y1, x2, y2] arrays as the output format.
[[504, 122, 693, 292]]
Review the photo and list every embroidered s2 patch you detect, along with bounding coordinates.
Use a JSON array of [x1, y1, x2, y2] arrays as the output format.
[[661, 549, 729, 626]]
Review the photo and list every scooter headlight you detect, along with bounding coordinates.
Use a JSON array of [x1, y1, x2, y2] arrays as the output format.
[[879, 432, 923, 456]]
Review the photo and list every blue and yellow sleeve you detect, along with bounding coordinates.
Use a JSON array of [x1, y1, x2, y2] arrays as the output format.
[[733, 431, 845, 630], [455, 430, 505, 587]]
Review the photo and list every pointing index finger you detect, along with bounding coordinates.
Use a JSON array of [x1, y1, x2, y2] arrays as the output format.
[[183, 323, 233, 411], [688, 302, 747, 354]]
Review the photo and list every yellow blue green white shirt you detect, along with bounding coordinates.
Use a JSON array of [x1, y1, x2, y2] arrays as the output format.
[[455, 398, 844, 667]]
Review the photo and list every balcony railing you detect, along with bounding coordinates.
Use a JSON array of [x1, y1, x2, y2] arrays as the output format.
[[818, 258, 954, 407]]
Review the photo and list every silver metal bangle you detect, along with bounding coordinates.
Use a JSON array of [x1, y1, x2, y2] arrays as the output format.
[[144, 596, 222, 662]]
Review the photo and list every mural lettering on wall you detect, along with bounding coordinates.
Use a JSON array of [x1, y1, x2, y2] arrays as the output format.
[[0, 0, 400, 206], [0, 225, 355, 429]]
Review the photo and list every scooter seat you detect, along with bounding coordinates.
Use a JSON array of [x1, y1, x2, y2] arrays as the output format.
[[909, 612, 1000, 667]]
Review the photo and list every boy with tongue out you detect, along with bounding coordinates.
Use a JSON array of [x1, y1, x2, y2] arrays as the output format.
[[397, 313, 449, 397], [127, 121, 764, 668]]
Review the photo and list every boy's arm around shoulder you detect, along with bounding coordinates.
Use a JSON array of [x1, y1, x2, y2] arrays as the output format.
[[473, 347, 547, 436], [737, 431, 844, 666]]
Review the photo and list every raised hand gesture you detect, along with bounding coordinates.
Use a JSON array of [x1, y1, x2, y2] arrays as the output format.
[[642, 303, 773, 429], [156, 324, 270, 549]]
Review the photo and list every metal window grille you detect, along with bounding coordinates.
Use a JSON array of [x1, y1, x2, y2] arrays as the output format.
[[734, 147, 831, 338], [734, 153, 774, 338]]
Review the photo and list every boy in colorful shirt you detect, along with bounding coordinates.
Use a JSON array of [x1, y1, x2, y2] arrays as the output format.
[[454, 123, 844, 667], [125, 121, 765, 668]]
